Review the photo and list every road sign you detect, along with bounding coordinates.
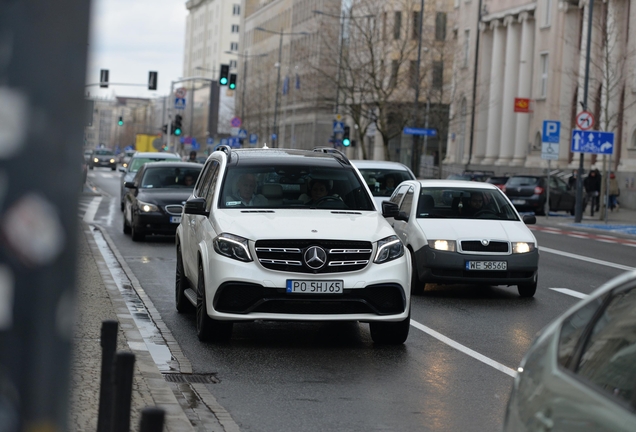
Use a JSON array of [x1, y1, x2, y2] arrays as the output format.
[[335, 114, 342, 121], [228, 137, 240, 148], [571, 130, 615, 155], [230, 127, 240, 136], [237, 129, 248, 139], [174, 97, 186, 110], [220, 138, 228, 146], [206, 137, 214, 145], [403, 127, 437, 136], [575, 111, 594, 130], [333, 121, 344, 134], [271, 133, 277, 140], [175, 87, 187, 98], [230, 116, 242, 128], [541, 143, 559, 160], [542, 120, 561, 144], [514, 98, 531, 113], [249, 133, 258, 145], [191, 139, 200, 150]]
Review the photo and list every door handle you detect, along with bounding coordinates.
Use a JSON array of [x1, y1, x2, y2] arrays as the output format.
[[534, 410, 554, 431]]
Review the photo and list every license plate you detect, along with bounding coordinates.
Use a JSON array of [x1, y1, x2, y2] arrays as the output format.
[[512, 199, 525, 205], [170, 216, 181, 224], [466, 261, 507, 271], [286, 280, 343, 294]]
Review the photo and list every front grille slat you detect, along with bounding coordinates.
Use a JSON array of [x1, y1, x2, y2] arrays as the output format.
[[460, 240, 510, 253]]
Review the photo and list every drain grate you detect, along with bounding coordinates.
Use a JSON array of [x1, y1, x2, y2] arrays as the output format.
[[163, 373, 219, 384]]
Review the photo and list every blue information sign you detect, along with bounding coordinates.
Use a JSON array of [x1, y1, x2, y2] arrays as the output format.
[[403, 127, 437, 136], [571, 130, 615, 155], [542, 120, 561, 143], [249, 133, 258, 145]]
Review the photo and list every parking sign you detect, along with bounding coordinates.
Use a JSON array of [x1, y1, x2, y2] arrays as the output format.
[[542, 120, 560, 143]]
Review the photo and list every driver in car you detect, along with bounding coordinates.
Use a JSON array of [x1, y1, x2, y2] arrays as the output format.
[[305, 179, 330, 205], [465, 192, 487, 217]]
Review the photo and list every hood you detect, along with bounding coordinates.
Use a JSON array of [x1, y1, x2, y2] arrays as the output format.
[[136, 189, 193, 206], [214, 209, 396, 242], [416, 218, 536, 243]]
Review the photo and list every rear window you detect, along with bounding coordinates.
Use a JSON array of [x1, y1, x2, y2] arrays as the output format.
[[94, 149, 114, 155], [357, 168, 415, 197], [506, 177, 539, 187]]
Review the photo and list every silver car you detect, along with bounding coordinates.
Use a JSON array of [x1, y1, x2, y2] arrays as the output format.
[[504, 270, 636, 431]]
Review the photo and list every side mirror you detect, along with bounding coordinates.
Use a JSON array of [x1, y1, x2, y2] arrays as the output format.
[[184, 197, 209, 216], [523, 214, 536, 225], [381, 201, 399, 218], [124, 181, 137, 189], [119, 166, 126, 173], [395, 211, 409, 222]]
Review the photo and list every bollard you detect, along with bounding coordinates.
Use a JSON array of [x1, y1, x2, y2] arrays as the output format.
[[97, 320, 119, 432], [139, 407, 165, 432], [111, 351, 136, 432]]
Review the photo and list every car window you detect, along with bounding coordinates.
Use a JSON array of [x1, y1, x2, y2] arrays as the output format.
[[557, 296, 607, 368], [140, 166, 202, 189], [94, 149, 114, 155], [415, 187, 519, 220], [390, 185, 409, 205], [506, 177, 539, 187], [357, 168, 414, 197], [204, 162, 220, 212], [399, 187, 414, 214], [575, 287, 636, 406], [195, 160, 216, 198], [129, 156, 179, 172]]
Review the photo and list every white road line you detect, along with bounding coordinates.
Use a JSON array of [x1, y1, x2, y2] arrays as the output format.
[[83, 196, 102, 223], [549, 288, 588, 299], [410, 320, 517, 378], [567, 234, 588, 239], [540, 246, 636, 271], [597, 239, 617, 244]]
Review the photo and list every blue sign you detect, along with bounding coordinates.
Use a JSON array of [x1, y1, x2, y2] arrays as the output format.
[[125, 145, 134, 151], [237, 129, 248, 139], [333, 121, 344, 134], [191, 139, 200, 151], [228, 137, 240, 148], [571, 130, 615, 155], [249, 133, 258, 145], [403, 127, 437, 136], [174, 98, 186, 110], [542, 120, 561, 143], [220, 138, 228, 146], [207, 137, 214, 145], [271, 133, 277, 140]]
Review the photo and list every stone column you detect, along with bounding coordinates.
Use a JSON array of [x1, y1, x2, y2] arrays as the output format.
[[512, 12, 535, 166], [482, 20, 505, 165], [472, 22, 493, 165], [496, 15, 521, 166]]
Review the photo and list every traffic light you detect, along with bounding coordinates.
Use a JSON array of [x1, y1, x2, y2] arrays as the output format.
[[118, 116, 123, 126], [219, 64, 229, 86], [173, 115, 182, 136], [342, 126, 351, 147], [148, 71, 158, 90], [100, 69, 109, 88], [229, 73, 237, 90]]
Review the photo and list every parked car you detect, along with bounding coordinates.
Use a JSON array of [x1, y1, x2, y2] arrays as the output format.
[[122, 161, 202, 241], [351, 159, 417, 210], [387, 180, 539, 297], [504, 270, 636, 431], [446, 170, 494, 182], [119, 151, 181, 211], [175, 146, 412, 344], [89, 148, 117, 170], [120, 149, 136, 168], [485, 175, 509, 190], [503, 175, 575, 216]]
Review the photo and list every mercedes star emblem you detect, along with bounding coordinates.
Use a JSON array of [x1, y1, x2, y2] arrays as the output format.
[[304, 246, 327, 270]]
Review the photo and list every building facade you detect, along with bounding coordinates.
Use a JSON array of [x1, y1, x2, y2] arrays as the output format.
[[446, 0, 636, 208]]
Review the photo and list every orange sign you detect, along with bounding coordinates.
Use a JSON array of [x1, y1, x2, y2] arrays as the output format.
[[514, 97, 531, 113]]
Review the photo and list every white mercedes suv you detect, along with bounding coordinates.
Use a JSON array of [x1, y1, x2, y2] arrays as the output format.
[[175, 146, 412, 344]]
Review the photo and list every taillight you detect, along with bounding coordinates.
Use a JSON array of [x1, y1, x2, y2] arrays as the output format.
[[502, 185, 506, 193], [534, 186, 544, 195]]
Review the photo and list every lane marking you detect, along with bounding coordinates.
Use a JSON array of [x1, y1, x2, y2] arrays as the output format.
[[549, 288, 588, 299], [83, 196, 102, 223], [567, 234, 587, 239], [540, 246, 636, 271], [410, 320, 517, 378]]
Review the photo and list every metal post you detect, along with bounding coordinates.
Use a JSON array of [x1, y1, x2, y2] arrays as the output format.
[[273, 30, 284, 148], [467, 0, 484, 170], [334, 11, 347, 115], [166, 81, 174, 151], [97, 320, 118, 432], [241, 56, 248, 121], [575, 0, 595, 223], [410, 0, 425, 175], [111, 352, 136, 432], [423, 99, 430, 176], [546, 160, 551, 219], [605, 153, 611, 223]]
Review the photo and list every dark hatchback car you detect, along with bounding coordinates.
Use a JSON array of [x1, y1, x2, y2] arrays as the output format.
[[90, 148, 117, 170], [485, 176, 509, 190], [120, 151, 182, 211], [504, 175, 575, 216], [123, 162, 202, 241]]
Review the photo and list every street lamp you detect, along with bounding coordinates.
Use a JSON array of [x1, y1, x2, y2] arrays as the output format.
[[255, 27, 308, 148], [225, 51, 268, 123]]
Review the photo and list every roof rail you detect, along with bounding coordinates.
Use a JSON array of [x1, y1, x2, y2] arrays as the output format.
[[215, 144, 232, 162], [312, 147, 350, 165]]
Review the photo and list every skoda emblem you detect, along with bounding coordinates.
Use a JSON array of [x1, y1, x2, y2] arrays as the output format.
[[481, 239, 490, 246], [304, 246, 327, 270]]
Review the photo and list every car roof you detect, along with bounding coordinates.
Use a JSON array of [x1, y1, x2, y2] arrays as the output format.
[[222, 148, 350, 168], [411, 179, 501, 190], [350, 160, 412, 171], [132, 152, 180, 159], [140, 161, 202, 169]]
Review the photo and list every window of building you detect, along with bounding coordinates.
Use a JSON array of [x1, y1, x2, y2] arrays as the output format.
[[542, 0, 552, 27], [539, 53, 549, 97], [394, 11, 402, 40], [432, 61, 444, 88], [229, 60, 237, 69], [412, 11, 420, 40], [230, 42, 238, 51], [390, 60, 399, 87], [409, 60, 418, 88], [630, 130, 636, 149], [233, 4, 240, 15], [231, 25, 239, 33], [435, 12, 447, 41], [463, 30, 470, 67]]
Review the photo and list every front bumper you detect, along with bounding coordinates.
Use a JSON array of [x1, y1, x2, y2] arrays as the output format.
[[414, 246, 538, 286], [134, 212, 181, 235], [93, 159, 116, 168]]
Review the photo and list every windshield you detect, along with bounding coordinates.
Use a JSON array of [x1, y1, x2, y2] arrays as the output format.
[[416, 187, 519, 221], [130, 156, 180, 172], [219, 165, 375, 211], [140, 166, 202, 189], [357, 168, 414, 197], [94, 149, 114, 155]]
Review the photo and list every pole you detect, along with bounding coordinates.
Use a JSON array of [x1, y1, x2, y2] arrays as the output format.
[[467, 0, 484, 170], [166, 81, 174, 151], [575, 0, 595, 223], [423, 98, 430, 176], [273, 30, 284, 148], [546, 160, 551, 219], [334, 11, 347, 115], [605, 153, 611, 223], [241, 56, 248, 121], [410, 0, 425, 175]]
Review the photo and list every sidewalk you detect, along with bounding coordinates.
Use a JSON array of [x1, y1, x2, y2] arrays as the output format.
[[536, 205, 636, 236]]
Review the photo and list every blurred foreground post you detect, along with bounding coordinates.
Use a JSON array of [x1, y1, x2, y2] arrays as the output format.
[[0, 0, 91, 430]]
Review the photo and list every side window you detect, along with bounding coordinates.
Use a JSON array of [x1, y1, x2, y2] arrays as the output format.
[[390, 185, 409, 205], [195, 160, 216, 198], [558, 296, 606, 367], [575, 287, 636, 406], [204, 162, 220, 212], [399, 187, 414, 214]]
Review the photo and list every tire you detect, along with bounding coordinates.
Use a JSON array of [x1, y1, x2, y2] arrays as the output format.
[[196, 261, 233, 342], [518, 277, 537, 298], [131, 217, 145, 242], [123, 213, 131, 234], [369, 308, 410, 345], [409, 250, 423, 295], [111, 166, 116, 171], [175, 244, 194, 313], [120, 201, 124, 212]]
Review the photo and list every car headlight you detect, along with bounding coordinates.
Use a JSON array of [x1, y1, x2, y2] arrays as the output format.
[[93, 157, 98, 163], [138, 200, 159, 213], [512, 242, 535, 254], [427, 240, 457, 252], [214, 233, 252, 262], [110, 158, 115, 163], [374, 235, 404, 264], [123, 163, 128, 168]]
